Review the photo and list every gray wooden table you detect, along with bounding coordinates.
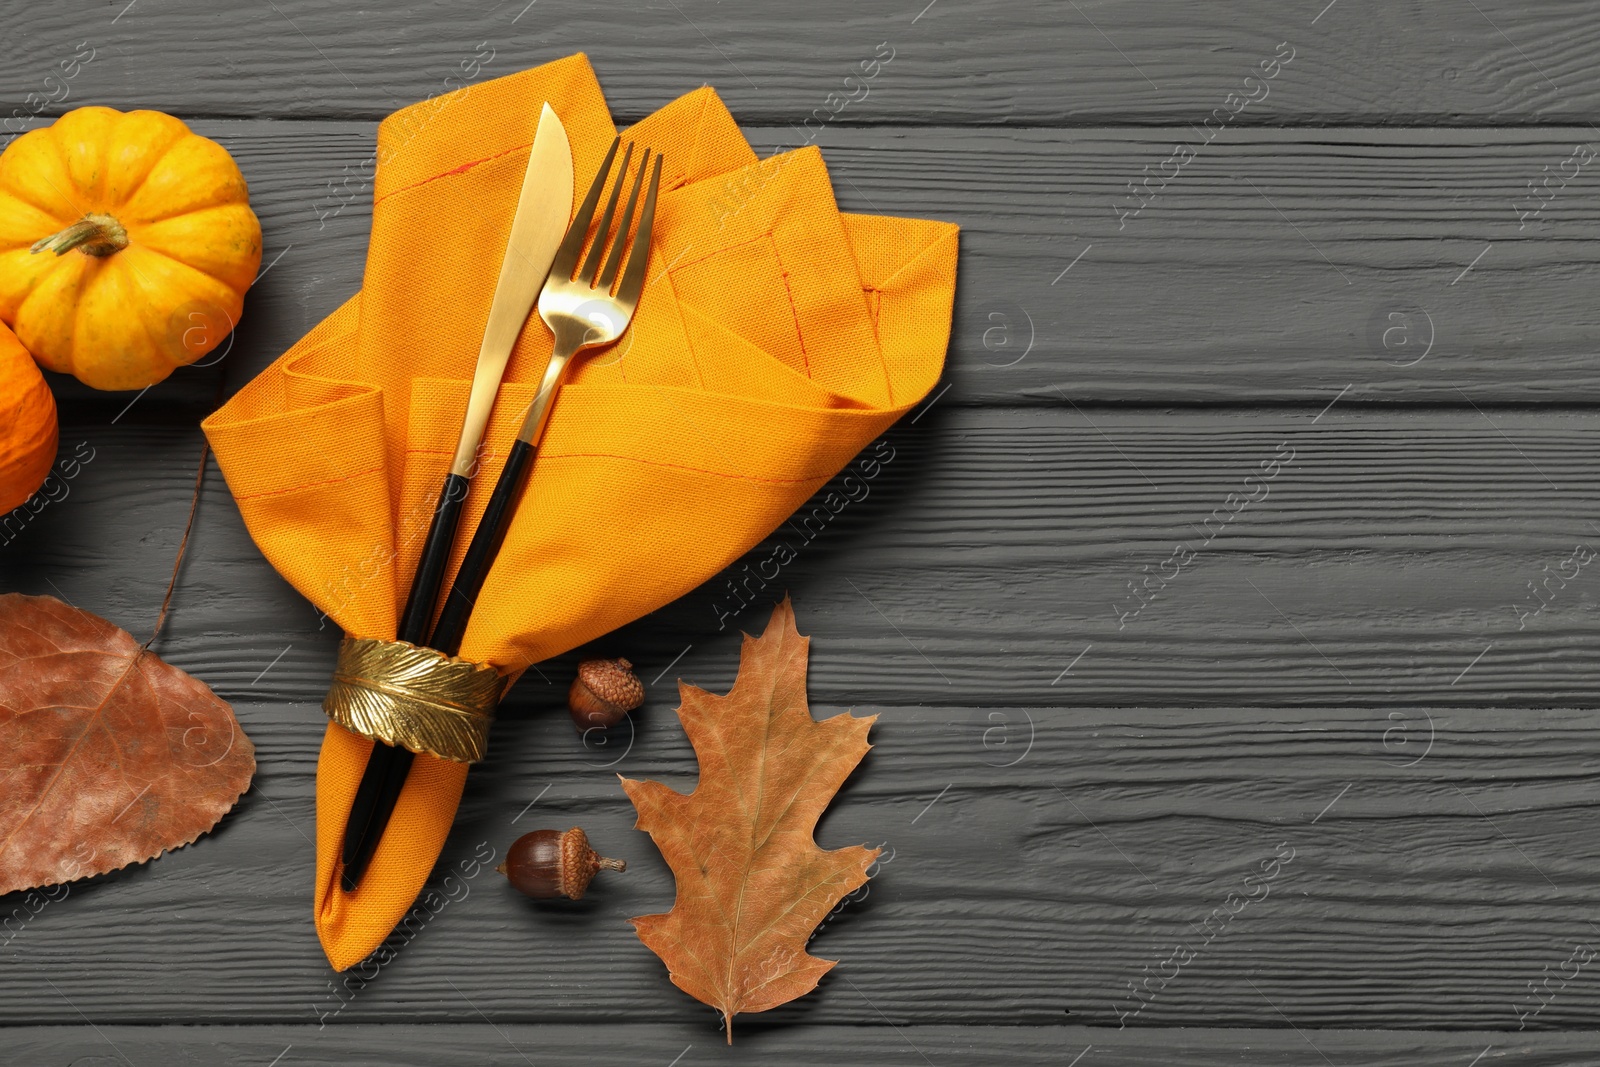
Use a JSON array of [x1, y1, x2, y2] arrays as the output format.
[[6, 1, 1600, 1063]]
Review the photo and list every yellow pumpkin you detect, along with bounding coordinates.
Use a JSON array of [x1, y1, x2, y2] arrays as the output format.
[[0, 106, 262, 391], [0, 319, 58, 514]]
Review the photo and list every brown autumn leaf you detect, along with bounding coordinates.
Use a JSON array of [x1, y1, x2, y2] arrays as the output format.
[[0, 593, 255, 894], [621, 596, 878, 1043]]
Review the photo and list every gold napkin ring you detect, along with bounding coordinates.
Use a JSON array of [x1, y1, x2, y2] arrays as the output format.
[[323, 637, 506, 763]]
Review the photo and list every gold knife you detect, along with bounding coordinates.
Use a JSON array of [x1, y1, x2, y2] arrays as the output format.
[[341, 102, 574, 891]]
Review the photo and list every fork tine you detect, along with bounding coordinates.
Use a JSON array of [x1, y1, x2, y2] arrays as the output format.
[[577, 142, 633, 287], [598, 148, 649, 292], [615, 152, 663, 310], [548, 136, 619, 282]]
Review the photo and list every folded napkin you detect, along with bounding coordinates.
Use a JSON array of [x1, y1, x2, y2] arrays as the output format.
[[202, 53, 957, 971]]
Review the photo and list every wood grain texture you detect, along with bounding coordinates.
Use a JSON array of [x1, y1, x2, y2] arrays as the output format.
[[12, 410, 1600, 710], [2, 703, 1598, 1030], [803, 125, 1600, 405], [8, 1024, 1600, 1067], [3, 0, 1598, 124], [3, 2, 1599, 1054], [34, 121, 1600, 419]]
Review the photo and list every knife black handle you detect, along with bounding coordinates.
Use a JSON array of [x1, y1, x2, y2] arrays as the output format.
[[342, 445, 537, 892], [397, 473, 471, 644], [340, 745, 411, 891], [341, 744, 413, 891], [431, 438, 538, 656], [342, 470, 469, 891]]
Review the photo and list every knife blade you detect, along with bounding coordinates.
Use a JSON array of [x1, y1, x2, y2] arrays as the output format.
[[447, 101, 575, 481]]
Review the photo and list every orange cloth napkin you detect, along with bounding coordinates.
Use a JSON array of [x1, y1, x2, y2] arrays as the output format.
[[202, 53, 957, 971]]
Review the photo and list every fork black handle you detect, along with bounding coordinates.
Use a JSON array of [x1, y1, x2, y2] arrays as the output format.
[[341, 442, 538, 890], [432, 438, 537, 652]]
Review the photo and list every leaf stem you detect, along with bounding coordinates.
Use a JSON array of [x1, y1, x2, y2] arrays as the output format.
[[142, 441, 208, 653]]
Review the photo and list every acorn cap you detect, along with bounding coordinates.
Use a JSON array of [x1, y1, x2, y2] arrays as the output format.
[[574, 658, 644, 712], [559, 826, 627, 899]]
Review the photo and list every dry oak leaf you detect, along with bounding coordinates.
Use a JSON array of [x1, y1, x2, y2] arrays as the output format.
[[0, 594, 255, 895], [621, 597, 878, 1043]]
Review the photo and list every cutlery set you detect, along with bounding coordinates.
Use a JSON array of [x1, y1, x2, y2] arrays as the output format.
[[341, 105, 663, 890]]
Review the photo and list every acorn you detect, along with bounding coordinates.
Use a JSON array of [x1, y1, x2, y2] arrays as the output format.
[[568, 657, 644, 732], [497, 827, 626, 900]]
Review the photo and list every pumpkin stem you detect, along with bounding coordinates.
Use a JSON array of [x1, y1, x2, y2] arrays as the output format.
[[30, 213, 128, 258]]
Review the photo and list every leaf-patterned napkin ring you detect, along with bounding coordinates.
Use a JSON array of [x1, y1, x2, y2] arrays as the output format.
[[322, 637, 507, 763]]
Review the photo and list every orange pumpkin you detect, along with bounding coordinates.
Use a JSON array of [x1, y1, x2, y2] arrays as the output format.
[[0, 106, 262, 391], [0, 319, 57, 513]]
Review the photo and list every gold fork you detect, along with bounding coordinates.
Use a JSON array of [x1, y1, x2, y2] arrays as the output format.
[[428, 136, 663, 649]]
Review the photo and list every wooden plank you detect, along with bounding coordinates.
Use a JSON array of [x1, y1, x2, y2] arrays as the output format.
[[3, 0, 1596, 125], [7, 1023, 1597, 1066], [804, 125, 1600, 405], [33, 121, 1600, 418], [12, 408, 1600, 709], [9, 0, 1599, 1051], [4, 704, 1600, 1030]]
